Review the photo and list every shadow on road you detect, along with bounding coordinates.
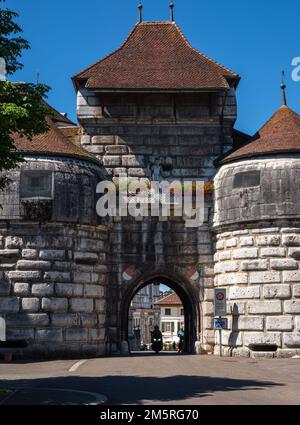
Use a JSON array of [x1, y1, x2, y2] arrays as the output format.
[[0, 374, 284, 405]]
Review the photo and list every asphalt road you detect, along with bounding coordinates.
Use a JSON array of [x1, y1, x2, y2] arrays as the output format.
[[0, 353, 300, 405]]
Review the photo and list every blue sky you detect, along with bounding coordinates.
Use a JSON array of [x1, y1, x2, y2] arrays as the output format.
[[7, 0, 300, 135]]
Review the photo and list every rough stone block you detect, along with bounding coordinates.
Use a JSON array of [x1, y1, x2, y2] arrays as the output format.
[[39, 250, 66, 260], [73, 272, 92, 283], [103, 156, 121, 167], [270, 259, 298, 270], [249, 272, 281, 285], [36, 328, 63, 342], [229, 286, 260, 300], [95, 299, 106, 312], [66, 328, 88, 341], [248, 301, 282, 315], [70, 298, 94, 313], [288, 248, 300, 260], [13, 282, 30, 296], [284, 300, 300, 314], [0, 297, 19, 313], [263, 285, 291, 299], [227, 302, 246, 315], [22, 298, 40, 312], [296, 316, 300, 331], [0, 249, 19, 259], [74, 252, 98, 264], [6, 328, 34, 340], [216, 331, 243, 346], [293, 284, 300, 298], [17, 260, 51, 270], [283, 271, 300, 283], [225, 238, 238, 248], [5, 236, 23, 249], [266, 316, 293, 331], [241, 260, 268, 271], [32, 284, 54, 297], [84, 285, 104, 298], [44, 271, 70, 282], [79, 313, 98, 327], [261, 248, 286, 258], [22, 249, 37, 259], [244, 332, 282, 347], [240, 237, 254, 247], [8, 271, 40, 281], [283, 235, 300, 247], [216, 240, 224, 250], [283, 334, 300, 348], [89, 328, 105, 341], [233, 248, 258, 259], [6, 313, 49, 327], [235, 316, 264, 331], [214, 261, 239, 274], [217, 251, 231, 261], [55, 283, 83, 297], [217, 273, 248, 285], [42, 298, 68, 313], [51, 313, 78, 327]]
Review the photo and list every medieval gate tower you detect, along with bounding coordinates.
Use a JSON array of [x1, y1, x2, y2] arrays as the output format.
[[0, 8, 299, 359]]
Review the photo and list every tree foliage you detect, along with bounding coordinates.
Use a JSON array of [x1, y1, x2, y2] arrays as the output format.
[[0, 0, 50, 190]]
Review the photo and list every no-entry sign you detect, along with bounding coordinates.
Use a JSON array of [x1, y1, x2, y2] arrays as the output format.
[[214, 288, 227, 316]]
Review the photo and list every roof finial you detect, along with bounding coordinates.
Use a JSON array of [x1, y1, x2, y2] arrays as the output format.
[[138, 1, 143, 24], [170, 1, 175, 22], [281, 70, 287, 107]]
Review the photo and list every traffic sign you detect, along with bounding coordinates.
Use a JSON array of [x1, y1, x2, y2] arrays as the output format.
[[214, 318, 228, 330], [214, 288, 227, 316]]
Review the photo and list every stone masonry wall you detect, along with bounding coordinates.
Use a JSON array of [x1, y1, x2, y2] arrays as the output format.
[[77, 90, 237, 352], [0, 223, 108, 359], [214, 225, 300, 358]]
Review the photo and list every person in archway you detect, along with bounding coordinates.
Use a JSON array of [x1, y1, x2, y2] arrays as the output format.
[[178, 327, 185, 353], [151, 325, 163, 354]]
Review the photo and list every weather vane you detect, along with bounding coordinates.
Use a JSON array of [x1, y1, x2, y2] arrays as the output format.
[[281, 70, 287, 106], [138, 1, 143, 23], [170, 1, 175, 22]]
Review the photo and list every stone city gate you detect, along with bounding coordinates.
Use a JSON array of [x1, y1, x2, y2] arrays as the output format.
[[73, 21, 238, 356], [1, 18, 299, 359]]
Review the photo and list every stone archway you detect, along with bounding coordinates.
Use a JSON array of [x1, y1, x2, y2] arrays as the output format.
[[119, 270, 201, 354]]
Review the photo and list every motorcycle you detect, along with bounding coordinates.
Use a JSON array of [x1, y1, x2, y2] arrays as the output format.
[[151, 336, 163, 354]]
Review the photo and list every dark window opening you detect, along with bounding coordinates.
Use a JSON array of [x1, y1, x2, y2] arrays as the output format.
[[233, 171, 261, 189], [20, 170, 53, 198]]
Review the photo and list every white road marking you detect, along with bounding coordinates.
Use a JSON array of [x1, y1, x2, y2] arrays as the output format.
[[68, 359, 87, 372]]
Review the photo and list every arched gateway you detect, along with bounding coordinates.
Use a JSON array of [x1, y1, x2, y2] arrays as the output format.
[[119, 271, 201, 354]]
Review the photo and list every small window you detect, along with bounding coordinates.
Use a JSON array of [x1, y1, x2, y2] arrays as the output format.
[[20, 170, 53, 198], [165, 308, 171, 316], [233, 171, 261, 189], [180, 309, 184, 316]]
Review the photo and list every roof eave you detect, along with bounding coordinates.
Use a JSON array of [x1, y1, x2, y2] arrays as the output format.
[[14, 150, 101, 167], [219, 149, 300, 165]]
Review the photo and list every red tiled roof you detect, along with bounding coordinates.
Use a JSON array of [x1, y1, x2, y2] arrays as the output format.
[[12, 118, 97, 163], [222, 106, 300, 163], [73, 22, 239, 91], [156, 293, 183, 306]]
